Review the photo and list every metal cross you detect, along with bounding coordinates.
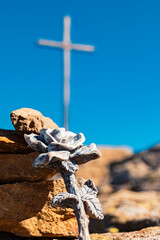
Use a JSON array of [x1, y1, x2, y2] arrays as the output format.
[[38, 16, 94, 130]]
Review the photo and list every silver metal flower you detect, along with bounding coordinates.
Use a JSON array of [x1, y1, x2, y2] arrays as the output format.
[[24, 128, 101, 173], [24, 127, 103, 240]]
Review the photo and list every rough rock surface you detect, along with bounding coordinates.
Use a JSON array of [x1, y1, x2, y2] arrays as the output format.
[[0, 179, 84, 237], [90, 227, 160, 240], [109, 144, 160, 192], [0, 152, 57, 183], [0, 129, 32, 153], [77, 147, 132, 189], [11, 108, 58, 134], [90, 190, 160, 233], [0, 129, 57, 182], [0, 227, 160, 239]]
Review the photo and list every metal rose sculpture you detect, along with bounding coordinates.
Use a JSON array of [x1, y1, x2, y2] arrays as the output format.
[[24, 128, 104, 240]]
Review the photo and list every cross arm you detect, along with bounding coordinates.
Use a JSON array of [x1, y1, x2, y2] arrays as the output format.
[[38, 39, 64, 49], [70, 43, 95, 52]]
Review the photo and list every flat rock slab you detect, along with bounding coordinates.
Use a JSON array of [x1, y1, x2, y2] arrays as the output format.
[[0, 179, 84, 237], [0, 152, 57, 183], [0, 129, 31, 153], [90, 190, 160, 233], [0, 129, 57, 183], [11, 108, 58, 134]]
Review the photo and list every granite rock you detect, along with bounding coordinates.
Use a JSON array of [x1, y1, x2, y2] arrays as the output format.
[[0, 179, 84, 237], [11, 108, 58, 134]]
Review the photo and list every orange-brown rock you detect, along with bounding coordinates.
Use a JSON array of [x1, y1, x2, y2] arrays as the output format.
[[90, 190, 160, 233], [77, 147, 132, 188], [90, 227, 160, 240], [11, 108, 58, 134], [0, 179, 84, 237], [0, 152, 57, 183], [0, 129, 57, 182], [0, 129, 32, 153], [0, 226, 159, 239]]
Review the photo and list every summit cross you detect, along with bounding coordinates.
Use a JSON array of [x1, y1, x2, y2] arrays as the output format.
[[38, 16, 94, 130]]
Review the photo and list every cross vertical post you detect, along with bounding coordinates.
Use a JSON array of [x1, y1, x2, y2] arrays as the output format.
[[63, 16, 71, 131], [38, 16, 95, 130]]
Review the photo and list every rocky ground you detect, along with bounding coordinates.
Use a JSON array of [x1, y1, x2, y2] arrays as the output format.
[[1, 227, 160, 239], [109, 144, 160, 192], [89, 144, 160, 235], [1, 108, 160, 239]]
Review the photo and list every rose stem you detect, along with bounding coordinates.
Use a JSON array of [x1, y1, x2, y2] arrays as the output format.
[[61, 171, 91, 240]]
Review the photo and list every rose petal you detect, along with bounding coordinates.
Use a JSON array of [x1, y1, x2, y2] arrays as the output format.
[[24, 133, 47, 153], [70, 143, 101, 164], [33, 152, 50, 167], [33, 150, 70, 168], [48, 133, 85, 151], [60, 130, 76, 143], [50, 128, 66, 142], [40, 128, 57, 145]]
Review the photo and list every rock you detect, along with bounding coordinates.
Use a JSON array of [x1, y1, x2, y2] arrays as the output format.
[[90, 227, 160, 240], [0, 129, 32, 153], [0, 227, 159, 240], [0, 179, 84, 237], [0, 152, 57, 183], [77, 147, 132, 188], [0, 129, 57, 182], [109, 144, 160, 192], [90, 190, 160, 233], [11, 108, 58, 134], [0, 129, 57, 183]]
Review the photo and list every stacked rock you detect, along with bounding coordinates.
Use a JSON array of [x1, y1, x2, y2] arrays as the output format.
[[0, 108, 81, 238]]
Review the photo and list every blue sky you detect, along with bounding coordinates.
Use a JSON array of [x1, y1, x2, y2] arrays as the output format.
[[1, 0, 160, 152]]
